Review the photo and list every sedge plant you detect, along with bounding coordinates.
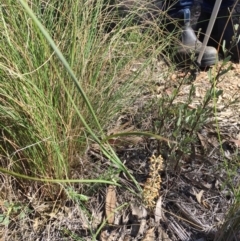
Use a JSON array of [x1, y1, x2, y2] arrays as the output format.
[[0, 0, 173, 200]]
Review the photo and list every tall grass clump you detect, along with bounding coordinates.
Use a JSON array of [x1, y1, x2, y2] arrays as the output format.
[[0, 0, 172, 195], [214, 192, 240, 240]]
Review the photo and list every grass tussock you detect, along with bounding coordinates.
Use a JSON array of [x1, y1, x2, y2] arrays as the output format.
[[0, 1, 171, 188]]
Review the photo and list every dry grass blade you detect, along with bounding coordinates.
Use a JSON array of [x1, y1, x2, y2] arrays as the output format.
[[105, 185, 117, 224]]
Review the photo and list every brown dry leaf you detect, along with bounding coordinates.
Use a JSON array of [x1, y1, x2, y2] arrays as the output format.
[[155, 196, 162, 223], [229, 138, 240, 147], [142, 227, 155, 241], [197, 133, 208, 150], [195, 190, 204, 204], [105, 185, 116, 224]]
